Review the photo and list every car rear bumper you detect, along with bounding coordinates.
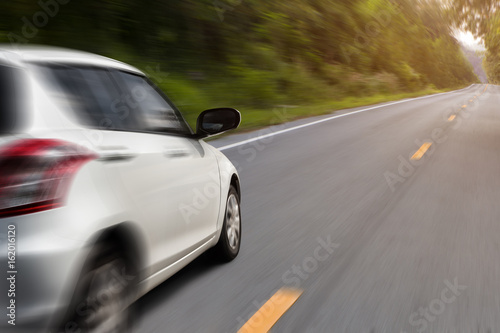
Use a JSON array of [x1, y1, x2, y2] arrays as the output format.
[[0, 210, 88, 333]]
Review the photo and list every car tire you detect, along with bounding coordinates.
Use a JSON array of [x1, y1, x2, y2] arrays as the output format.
[[58, 242, 137, 333], [213, 185, 241, 262]]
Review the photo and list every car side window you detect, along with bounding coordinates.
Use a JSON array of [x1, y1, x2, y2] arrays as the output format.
[[112, 71, 191, 135]]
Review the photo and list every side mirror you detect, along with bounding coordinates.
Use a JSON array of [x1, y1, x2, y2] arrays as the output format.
[[196, 108, 241, 138]]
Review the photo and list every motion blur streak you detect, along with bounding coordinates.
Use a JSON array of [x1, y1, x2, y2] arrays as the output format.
[[3, 0, 500, 332]]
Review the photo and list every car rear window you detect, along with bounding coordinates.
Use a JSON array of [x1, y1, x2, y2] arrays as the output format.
[[0, 65, 23, 134]]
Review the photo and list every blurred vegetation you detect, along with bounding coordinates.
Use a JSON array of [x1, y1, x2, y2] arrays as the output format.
[[452, 0, 499, 84], [0, 0, 479, 129]]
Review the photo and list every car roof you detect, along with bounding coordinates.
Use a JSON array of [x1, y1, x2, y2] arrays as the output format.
[[0, 45, 143, 75]]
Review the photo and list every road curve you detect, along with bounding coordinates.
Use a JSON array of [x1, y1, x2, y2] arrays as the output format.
[[134, 84, 500, 333]]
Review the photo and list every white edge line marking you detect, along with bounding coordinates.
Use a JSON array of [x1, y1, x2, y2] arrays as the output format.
[[218, 84, 475, 151]]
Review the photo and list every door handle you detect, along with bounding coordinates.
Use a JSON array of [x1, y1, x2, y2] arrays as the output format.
[[97, 147, 137, 162], [164, 148, 190, 158]]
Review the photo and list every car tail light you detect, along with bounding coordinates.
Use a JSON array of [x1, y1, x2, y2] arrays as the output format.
[[0, 139, 97, 218]]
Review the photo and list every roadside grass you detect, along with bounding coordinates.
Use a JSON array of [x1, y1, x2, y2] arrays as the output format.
[[144, 64, 474, 136]]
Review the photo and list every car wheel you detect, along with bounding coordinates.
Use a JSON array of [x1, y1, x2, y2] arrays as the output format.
[[59, 242, 137, 333], [214, 185, 241, 262]]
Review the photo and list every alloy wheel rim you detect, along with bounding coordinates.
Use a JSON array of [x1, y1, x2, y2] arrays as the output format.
[[85, 259, 128, 333], [226, 194, 240, 250]]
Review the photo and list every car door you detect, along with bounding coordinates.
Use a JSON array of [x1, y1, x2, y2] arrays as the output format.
[[110, 71, 222, 273]]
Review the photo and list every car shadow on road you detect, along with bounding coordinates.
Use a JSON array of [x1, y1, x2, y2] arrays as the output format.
[[130, 251, 224, 327]]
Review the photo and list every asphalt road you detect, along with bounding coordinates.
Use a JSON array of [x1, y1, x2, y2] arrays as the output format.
[[133, 83, 500, 333]]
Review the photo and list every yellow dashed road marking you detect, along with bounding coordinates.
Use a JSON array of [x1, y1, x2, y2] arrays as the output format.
[[448, 115, 456, 121], [411, 143, 433, 161], [238, 288, 303, 333]]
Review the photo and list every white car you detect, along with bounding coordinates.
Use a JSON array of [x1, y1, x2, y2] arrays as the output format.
[[0, 46, 242, 333]]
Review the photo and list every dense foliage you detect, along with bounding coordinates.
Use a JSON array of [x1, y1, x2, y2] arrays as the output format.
[[0, 0, 478, 116], [452, 0, 500, 83]]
